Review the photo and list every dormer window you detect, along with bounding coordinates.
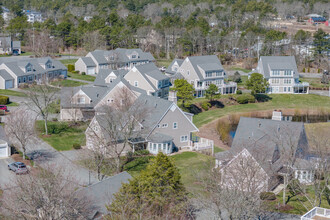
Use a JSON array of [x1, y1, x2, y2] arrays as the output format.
[[46, 62, 52, 69], [26, 65, 32, 72], [132, 55, 136, 59]]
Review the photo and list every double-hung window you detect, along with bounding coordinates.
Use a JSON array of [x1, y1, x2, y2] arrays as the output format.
[[180, 135, 188, 142], [173, 122, 178, 129]]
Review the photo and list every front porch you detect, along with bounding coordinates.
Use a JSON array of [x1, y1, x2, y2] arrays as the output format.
[[294, 82, 309, 94]]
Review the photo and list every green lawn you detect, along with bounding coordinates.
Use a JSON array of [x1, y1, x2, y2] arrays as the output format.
[[68, 72, 96, 82], [51, 79, 88, 87], [229, 67, 251, 73], [267, 187, 330, 215], [21, 51, 34, 56], [7, 102, 19, 106], [301, 77, 330, 88], [156, 59, 172, 68], [193, 94, 330, 128], [36, 121, 88, 151], [0, 89, 26, 97], [228, 75, 248, 87], [60, 59, 78, 65], [171, 152, 213, 192]]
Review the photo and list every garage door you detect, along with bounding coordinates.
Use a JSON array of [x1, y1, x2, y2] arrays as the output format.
[[5, 80, 13, 89], [87, 68, 95, 75], [0, 146, 7, 158]]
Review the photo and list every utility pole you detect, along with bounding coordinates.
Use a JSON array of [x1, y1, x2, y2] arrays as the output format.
[[32, 27, 35, 57], [257, 36, 260, 59]]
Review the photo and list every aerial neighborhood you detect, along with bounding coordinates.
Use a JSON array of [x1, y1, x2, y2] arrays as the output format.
[[0, 1, 329, 220]]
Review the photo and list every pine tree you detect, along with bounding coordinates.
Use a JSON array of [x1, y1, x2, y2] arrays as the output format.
[[108, 153, 189, 219]]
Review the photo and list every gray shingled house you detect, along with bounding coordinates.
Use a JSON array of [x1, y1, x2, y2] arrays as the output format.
[[215, 115, 313, 192], [0, 37, 21, 55], [0, 57, 67, 89], [252, 56, 309, 94], [93, 63, 171, 99], [76, 48, 155, 74], [166, 55, 237, 97]]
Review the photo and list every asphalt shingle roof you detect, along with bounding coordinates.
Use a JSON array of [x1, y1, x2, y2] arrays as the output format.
[[165, 59, 183, 75], [259, 56, 299, 79], [94, 69, 128, 86], [81, 57, 96, 67], [187, 55, 224, 80], [0, 69, 13, 80], [78, 172, 131, 218], [135, 62, 168, 81]]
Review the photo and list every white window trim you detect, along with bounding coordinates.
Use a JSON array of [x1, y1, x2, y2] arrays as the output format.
[[162, 123, 168, 128], [134, 81, 138, 87], [173, 122, 178, 129], [180, 135, 188, 142]]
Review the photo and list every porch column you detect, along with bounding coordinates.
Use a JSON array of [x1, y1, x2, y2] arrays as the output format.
[[132, 144, 135, 153]]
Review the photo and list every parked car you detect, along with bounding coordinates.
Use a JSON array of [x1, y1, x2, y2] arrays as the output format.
[[0, 105, 8, 112], [159, 66, 166, 72], [8, 162, 29, 174]]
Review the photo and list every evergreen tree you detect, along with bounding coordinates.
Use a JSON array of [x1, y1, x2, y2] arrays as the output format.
[[205, 83, 220, 101], [246, 73, 269, 95], [108, 153, 189, 219], [171, 79, 195, 107]]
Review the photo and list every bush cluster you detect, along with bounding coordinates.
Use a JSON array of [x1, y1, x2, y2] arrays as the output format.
[[236, 89, 242, 94], [48, 122, 69, 134], [201, 101, 211, 111], [67, 64, 75, 72], [236, 94, 255, 104], [124, 156, 154, 172], [260, 192, 276, 200], [0, 95, 9, 104], [72, 143, 81, 149]]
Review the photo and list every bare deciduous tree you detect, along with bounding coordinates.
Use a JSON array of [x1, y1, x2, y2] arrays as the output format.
[[27, 29, 62, 57], [86, 87, 149, 174], [1, 165, 93, 219], [197, 149, 267, 220], [26, 83, 58, 135], [4, 108, 35, 159]]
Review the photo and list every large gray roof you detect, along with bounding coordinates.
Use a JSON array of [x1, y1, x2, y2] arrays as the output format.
[[259, 56, 299, 79], [0, 37, 11, 48], [78, 172, 131, 218], [81, 57, 96, 67], [135, 62, 169, 81], [187, 55, 224, 80], [0, 57, 66, 77], [0, 69, 13, 80], [89, 48, 155, 65], [12, 41, 20, 49], [216, 117, 308, 176]]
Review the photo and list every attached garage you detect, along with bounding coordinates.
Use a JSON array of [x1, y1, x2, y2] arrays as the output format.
[[0, 140, 10, 158], [5, 80, 13, 89], [87, 67, 95, 75], [0, 70, 14, 89]]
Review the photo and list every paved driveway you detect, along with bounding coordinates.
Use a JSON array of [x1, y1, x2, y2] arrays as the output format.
[[0, 157, 15, 189], [26, 138, 99, 186]]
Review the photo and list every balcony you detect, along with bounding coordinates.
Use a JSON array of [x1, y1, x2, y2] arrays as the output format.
[[294, 82, 310, 87], [301, 207, 330, 220], [188, 137, 214, 155]]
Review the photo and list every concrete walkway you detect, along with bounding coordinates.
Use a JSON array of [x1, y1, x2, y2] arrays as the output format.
[[68, 77, 93, 84]]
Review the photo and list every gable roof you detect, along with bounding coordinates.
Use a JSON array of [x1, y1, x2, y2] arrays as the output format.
[[259, 56, 299, 79], [134, 62, 169, 81], [216, 117, 308, 176], [94, 69, 128, 86], [89, 48, 155, 65], [186, 55, 224, 80], [78, 172, 131, 218], [166, 59, 184, 75], [81, 57, 96, 67], [0, 69, 14, 80]]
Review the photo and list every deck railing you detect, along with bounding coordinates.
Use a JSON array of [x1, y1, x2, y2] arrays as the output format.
[[301, 207, 330, 220]]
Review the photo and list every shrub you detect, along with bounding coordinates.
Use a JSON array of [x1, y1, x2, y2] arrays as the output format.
[[302, 67, 305, 73], [72, 143, 81, 149], [233, 71, 242, 83], [308, 67, 310, 73], [67, 64, 74, 72], [82, 72, 86, 75], [201, 102, 211, 111], [0, 95, 9, 104], [236, 94, 255, 104], [236, 89, 242, 94], [47, 122, 69, 134], [133, 150, 150, 156], [260, 192, 276, 200], [52, 118, 58, 121], [123, 156, 154, 172]]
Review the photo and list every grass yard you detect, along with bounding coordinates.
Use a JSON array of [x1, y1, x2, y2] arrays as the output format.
[[229, 67, 251, 73], [156, 59, 172, 68], [51, 79, 88, 87], [36, 120, 88, 151], [60, 59, 78, 65], [0, 89, 26, 97], [267, 187, 330, 215], [227, 75, 248, 87], [301, 77, 330, 88], [68, 72, 96, 82], [171, 152, 213, 193], [7, 101, 19, 106], [193, 94, 330, 128]]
